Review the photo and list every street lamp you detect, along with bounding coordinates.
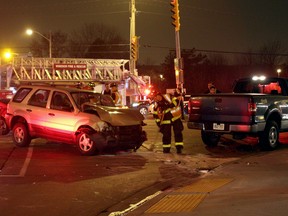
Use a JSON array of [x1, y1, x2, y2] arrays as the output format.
[[1, 49, 18, 62], [4, 51, 12, 59], [277, 68, 282, 77], [26, 29, 52, 58]]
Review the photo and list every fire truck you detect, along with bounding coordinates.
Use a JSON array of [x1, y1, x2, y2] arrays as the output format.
[[0, 57, 148, 105]]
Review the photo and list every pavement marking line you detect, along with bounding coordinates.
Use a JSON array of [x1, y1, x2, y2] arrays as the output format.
[[108, 191, 163, 216], [0, 146, 34, 178], [19, 146, 34, 177], [145, 178, 233, 214]]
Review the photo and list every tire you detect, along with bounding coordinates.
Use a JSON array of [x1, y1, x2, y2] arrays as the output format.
[[76, 130, 98, 156], [12, 123, 31, 147], [139, 106, 148, 116], [0, 117, 9, 135], [201, 130, 221, 147], [259, 120, 279, 151]]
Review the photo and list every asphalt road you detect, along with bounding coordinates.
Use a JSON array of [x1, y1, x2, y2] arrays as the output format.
[[0, 115, 283, 216]]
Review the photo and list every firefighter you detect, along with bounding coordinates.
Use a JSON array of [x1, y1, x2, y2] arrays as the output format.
[[110, 83, 122, 106], [153, 92, 184, 154]]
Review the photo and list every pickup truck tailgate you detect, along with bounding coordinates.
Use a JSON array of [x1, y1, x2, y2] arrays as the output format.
[[189, 94, 254, 125]]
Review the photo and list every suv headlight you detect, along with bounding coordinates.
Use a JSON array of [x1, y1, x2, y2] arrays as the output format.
[[96, 121, 110, 132]]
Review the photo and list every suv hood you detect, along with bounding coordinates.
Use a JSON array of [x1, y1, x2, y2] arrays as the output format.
[[84, 103, 144, 126]]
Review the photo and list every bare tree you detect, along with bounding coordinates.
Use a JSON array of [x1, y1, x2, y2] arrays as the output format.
[[207, 53, 228, 65], [67, 23, 128, 59], [256, 40, 286, 66], [28, 31, 68, 58], [160, 49, 208, 90], [51, 31, 68, 58], [234, 49, 257, 65]]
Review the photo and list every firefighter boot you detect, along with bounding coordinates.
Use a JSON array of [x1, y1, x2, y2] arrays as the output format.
[[176, 146, 183, 154], [163, 148, 171, 153]]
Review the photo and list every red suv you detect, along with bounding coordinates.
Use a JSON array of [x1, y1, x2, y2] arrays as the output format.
[[0, 99, 9, 135], [0, 89, 13, 100]]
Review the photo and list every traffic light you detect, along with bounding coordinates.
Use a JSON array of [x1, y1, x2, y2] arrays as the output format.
[[131, 36, 139, 60], [170, 0, 180, 31]]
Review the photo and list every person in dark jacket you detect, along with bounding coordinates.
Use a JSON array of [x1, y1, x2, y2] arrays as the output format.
[[110, 83, 122, 106], [152, 93, 184, 154], [102, 83, 112, 95], [205, 81, 221, 93]]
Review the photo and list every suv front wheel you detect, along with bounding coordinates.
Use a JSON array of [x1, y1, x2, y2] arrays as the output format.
[[12, 122, 31, 147], [77, 130, 98, 156]]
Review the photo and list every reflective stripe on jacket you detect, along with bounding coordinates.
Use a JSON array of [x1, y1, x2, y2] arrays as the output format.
[[153, 94, 181, 125]]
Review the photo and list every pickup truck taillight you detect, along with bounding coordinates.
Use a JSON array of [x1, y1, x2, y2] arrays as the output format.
[[248, 102, 257, 115], [188, 99, 201, 114]]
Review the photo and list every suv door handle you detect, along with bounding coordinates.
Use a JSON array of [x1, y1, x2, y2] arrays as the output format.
[[26, 109, 32, 112], [48, 113, 55, 116]]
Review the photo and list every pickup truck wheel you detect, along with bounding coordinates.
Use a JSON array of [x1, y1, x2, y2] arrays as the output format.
[[77, 131, 98, 156], [12, 123, 31, 147], [201, 130, 221, 147], [0, 117, 9, 135], [259, 121, 279, 150]]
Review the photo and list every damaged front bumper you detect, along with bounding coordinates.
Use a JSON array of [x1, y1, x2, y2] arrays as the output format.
[[92, 125, 147, 152]]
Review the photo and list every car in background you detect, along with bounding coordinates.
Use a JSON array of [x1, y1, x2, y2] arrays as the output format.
[[131, 100, 153, 116], [0, 89, 13, 100], [0, 98, 10, 135]]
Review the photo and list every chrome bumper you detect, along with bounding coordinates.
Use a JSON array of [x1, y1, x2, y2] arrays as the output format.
[[187, 122, 265, 133]]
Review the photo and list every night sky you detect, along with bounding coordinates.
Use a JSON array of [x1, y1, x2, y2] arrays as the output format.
[[1, 0, 288, 64]]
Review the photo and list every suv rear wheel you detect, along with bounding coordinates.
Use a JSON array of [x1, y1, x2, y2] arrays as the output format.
[[77, 130, 98, 156], [12, 122, 31, 147]]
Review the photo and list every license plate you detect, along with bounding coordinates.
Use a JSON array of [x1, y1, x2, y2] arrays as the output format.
[[213, 123, 225, 130]]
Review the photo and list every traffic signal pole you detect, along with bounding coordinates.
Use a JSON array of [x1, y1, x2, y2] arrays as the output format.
[[175, 30, 183, 86], [171, 0, 184, 93], [130, 0, 137, 75]]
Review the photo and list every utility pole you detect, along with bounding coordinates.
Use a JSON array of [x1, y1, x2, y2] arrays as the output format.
[[170, 0, 184, 92], [130, 0, 137, 75]]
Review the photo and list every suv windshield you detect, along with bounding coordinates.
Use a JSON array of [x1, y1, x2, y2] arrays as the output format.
[[71, 92, 115, 109]]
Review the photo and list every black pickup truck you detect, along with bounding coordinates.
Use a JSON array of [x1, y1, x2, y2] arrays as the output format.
[[187, 76, 288, 150]]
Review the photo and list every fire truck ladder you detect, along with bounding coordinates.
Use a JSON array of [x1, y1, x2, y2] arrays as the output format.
[[7, 57, 129, 86]]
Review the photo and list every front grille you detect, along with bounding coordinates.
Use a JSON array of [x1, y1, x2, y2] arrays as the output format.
[[113, 125, 143, 145]]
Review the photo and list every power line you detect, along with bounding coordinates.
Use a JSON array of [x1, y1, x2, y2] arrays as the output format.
[[195, 49, 288, 57], [5, 44, 288, 57], [142, 44, 288, 57]]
